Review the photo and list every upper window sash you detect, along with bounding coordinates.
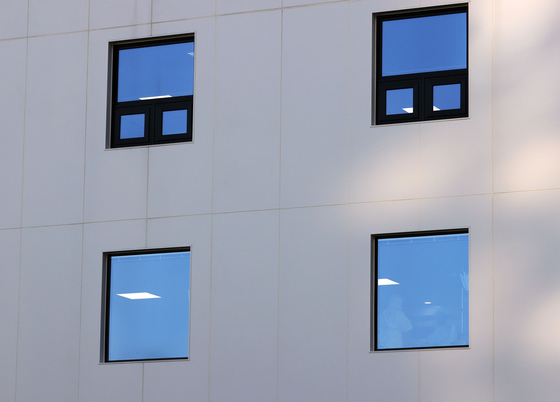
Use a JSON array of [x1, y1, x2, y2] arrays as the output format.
[[380, 11, 467, 77], [116, 41, 194, 103]]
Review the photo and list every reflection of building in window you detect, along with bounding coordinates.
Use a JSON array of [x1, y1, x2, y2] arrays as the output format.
[[375, 6, 468, 124], [109, 35, 194, 148], [103, 248, 191, 362], [373, 229, 469, 351]]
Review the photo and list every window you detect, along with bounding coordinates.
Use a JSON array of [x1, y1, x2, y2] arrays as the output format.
[[109, 35, 194, 148], [372, 229, 469, 351], [102, 248, 191, 362], [374, 6, 468, 124]]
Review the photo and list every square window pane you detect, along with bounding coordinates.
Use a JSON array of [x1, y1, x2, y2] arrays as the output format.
[[381, 12, 467, 77], [375, 232, 469, 350], [162, 109, 188, 135], [118, 42, 194, 102], [433, 83, 461, 111], [120, 114, 145, 139], [386, 88, 414, 115], [106, 250, 190, 361]]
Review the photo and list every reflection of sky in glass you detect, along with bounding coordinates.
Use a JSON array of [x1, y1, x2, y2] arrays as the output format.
[[377, 233, 469, 350], [382, 12, 467, 76], [386, 88, 413, 115], [120, 114, 145, 139], [433, 83, 461, 111], [108, 251, 190, 361], [118, 42, 194, 102], [162, 109, 188, 135]]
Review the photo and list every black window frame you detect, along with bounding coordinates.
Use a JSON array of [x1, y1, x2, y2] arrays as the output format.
[[108, 35, 194, 148], [373, 5, 468, 125], [101, 246, 191, 363], [371, 228, 470, 351]]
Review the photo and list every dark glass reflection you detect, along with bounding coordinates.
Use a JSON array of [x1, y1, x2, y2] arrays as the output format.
[[433, 83, 461, 111], [108, 251, 190, 361], [382, 12, 467, 76], [118, 42, 194, 102], [120, 114, 145, 139], [162, 109, 188, 135], [377, 233, 469, 350], [386, 88, 413, 115]]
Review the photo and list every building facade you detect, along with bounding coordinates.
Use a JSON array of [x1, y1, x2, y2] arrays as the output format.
[[1, 0, 559, 401]]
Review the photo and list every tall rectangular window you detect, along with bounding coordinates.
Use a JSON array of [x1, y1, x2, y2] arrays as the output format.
[[102, 248, 191, 362], [374, 6, 468, 124], [372, 229, 469, 351], [109, 35, 194, 148]]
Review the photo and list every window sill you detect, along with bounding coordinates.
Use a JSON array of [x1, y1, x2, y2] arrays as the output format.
[[369, 115, 470, 129]]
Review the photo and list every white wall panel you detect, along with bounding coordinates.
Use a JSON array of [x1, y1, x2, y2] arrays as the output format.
[[420, 0, 464, 6], [217, 0, 281, 14], [0, 39, 26, 229], [17, 225, 82, 402], [0, 229, 21, 402], [493, 0, 560, 192], [349, 124, 420, 203], [23, 33, 87, 227], [278, 206, 347, 402], [148, 142, 214, 217], [281, 3, 349, 208], [84, 26, 151, 223], [0, 0, 28, 39], [79, 220, 146, 402], [210, 210, 279, 402], [420, 119, 492, 198], [494, 190, 560, 402], [144, 215, 212, 402], [153, 0, 215, 23], [28, 0, 88, 36], [213, 11, 281, 213], [89, 0, 152, 30], [348, 0, 373, 134], [359, 0, 422, 14], [283, 0, 341, 7], [143, 361, 200, 402]]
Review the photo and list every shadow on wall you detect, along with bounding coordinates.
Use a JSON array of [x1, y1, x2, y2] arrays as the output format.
[[493, 0, 560, 191]]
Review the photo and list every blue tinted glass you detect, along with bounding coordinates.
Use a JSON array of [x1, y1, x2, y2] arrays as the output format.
[[120, 114, 145, 139], [118, 42, 194, 102], [162, 109, 188, 135], [382, 12, 467, 76], [433, 83, 461, 111], [377, 233, 469, 350], [386, 88, 413, 115], [108, 251, 190, 361]]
